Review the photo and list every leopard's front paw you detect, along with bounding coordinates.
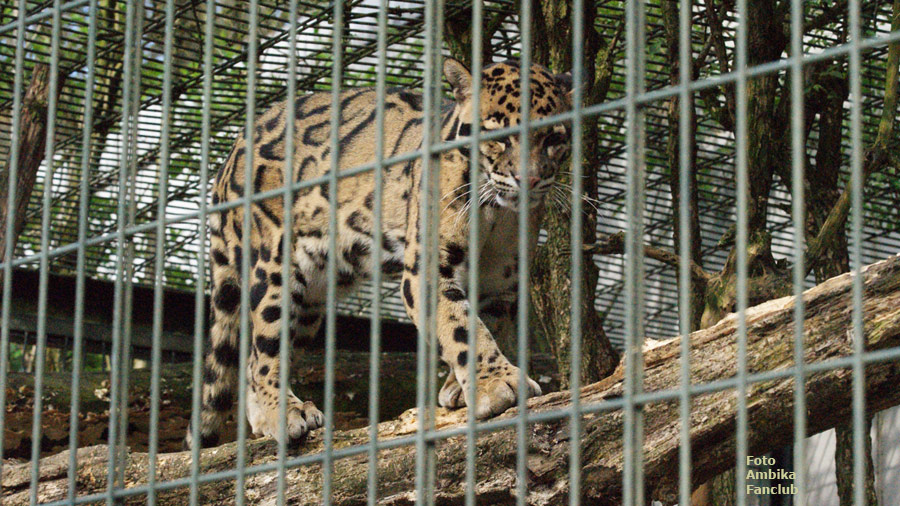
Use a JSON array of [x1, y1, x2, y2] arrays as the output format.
[[248, 390, 324, 448], [460, 364, 542, 419], [438, 371, 465, 409]]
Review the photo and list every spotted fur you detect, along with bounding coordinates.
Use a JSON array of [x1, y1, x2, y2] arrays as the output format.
[[185, 59, 573, 449]]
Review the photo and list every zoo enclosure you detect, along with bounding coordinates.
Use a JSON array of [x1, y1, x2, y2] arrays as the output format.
[[1, 0, 900, 504]]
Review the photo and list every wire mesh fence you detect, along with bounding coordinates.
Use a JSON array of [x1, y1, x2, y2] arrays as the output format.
[[1, 0, 900, 505]]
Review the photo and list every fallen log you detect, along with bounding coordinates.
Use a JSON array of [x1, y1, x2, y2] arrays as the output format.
[[4, 254, 900, 505]]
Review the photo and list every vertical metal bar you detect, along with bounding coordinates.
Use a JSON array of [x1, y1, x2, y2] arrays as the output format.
[[106, 0, 138, 500], [236, 0, 260, 502], [847, 1, 865, 505], [116, 4, 146, 475], [188, 0, 217, 502], [425, 6, 444, 501], [416, 0, 439, 502], [367, 0, 389, 502], [323, 0, 344, 501], [277, 0, 300, 502], [673, 0, 697, 502], [0, 0, 28, 483], [734, 0, 749, 501], [676, 0, 693, 505], [623, 0, 646, 504], [68, 0, 100, 500], [29, 0, 63, 502], [465, 0, 484, 504], [790, 0, 807, 503], [147, 0, 177, 501], [516, 0, 533, 502], [568, 0, 586, 501]]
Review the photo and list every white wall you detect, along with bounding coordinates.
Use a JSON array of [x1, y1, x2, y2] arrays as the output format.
[[805, 405, 900, 506]]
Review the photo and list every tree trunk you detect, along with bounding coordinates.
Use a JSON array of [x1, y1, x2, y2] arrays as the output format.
[[528, 0, 620, 387], [662, 0, 705, 331], [7, 254, 900, 505], [0, 64, 67, 266]]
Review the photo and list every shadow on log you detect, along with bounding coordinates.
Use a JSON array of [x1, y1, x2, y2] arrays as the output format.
[[4, 254, 900, 505]]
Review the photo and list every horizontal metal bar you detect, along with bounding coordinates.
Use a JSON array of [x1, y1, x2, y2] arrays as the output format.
[[0, 0, 90, 35]]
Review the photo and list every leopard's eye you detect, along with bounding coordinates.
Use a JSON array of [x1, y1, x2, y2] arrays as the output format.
[[544, 131, 568, 148], [544, 130, 570, 158], [480, 140, 505, 154]]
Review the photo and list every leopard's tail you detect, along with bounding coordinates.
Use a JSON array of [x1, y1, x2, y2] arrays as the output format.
[[184, 207, 241, 450]]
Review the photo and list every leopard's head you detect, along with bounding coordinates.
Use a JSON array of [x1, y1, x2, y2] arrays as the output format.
[[444, 58, 573, 210]]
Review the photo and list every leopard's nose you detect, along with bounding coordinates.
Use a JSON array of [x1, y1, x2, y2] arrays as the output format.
[[512, 174, 540, 189]]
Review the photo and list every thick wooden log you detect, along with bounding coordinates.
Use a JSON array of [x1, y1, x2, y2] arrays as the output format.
[[4, 254, 900, 505]]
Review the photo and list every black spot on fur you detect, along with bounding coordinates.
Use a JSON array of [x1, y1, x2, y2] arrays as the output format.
[[303, 119, 330, 146], [259, 365, 270, 377], [264, 109, 283, 132], [203, 365, 219, 384], [445, 116, 459, 141], [445, 243, 465, 265], [275, 235, 284, 263], [439, 264, 454, 279], [233, 246, 243, 267], [338, 270, 356, 287], [405, 254, 419, 276], [255, 334, 280, 357], [457, 351, 468, 367], [261, 305, 281, 323], [382, 258, 403, 274], [270, 272, 282, 286], [250, 280, 268, 311], [214, 281, 240, 313], [453, 326, 468, 343], [344, 241, 371, 271], [260, 245, 271, 263], [346, 211, 371, 236], [392, 88, 424, 111], [392, 117, 425, 157], [214, 342, 239, 368], [209, 390, 234, 412], [403, 279, 414, 309], [211, 248, 229, 266], [255, 268, 267, 282], [296, 155, 317, 184]]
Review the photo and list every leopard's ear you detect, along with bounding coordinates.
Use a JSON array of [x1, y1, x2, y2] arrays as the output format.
[[444, 58, 472, 101], [555, 71, 574, 105], [555, 71, 573, 92]]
